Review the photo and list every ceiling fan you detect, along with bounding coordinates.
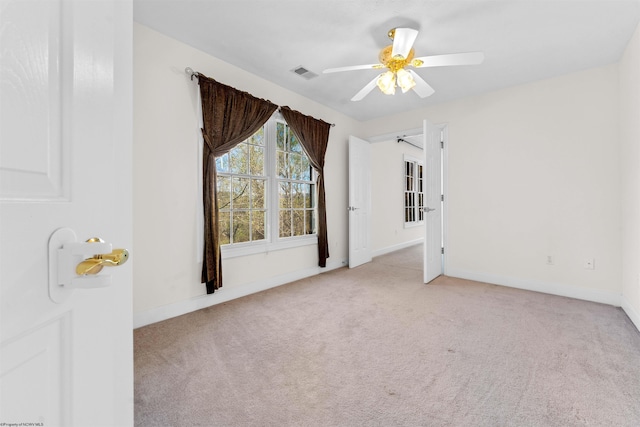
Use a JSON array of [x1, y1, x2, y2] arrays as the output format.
[[323, 28, 485, 101]]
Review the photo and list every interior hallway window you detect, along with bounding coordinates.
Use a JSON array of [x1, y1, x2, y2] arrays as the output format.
[[404, 155, 424, 226], [216, 113, 317, 250]]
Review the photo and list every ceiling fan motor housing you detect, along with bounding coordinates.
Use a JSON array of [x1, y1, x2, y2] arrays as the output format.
[[379, 45, 415, 72]]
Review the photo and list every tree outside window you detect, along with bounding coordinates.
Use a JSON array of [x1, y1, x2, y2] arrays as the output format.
[[276, 121, 315, 238], [216, 116, 316, 246]]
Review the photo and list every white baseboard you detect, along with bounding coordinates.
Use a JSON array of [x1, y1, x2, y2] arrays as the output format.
[[372, 238, 423, 258], [447, 268, 622, 307], [133, 258, 347, 328], [621, 296, 640, 332], [135, 258, 639, 333]]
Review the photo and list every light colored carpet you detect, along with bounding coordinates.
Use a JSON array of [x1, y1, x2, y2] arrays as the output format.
[[134, 245, 640, 426]]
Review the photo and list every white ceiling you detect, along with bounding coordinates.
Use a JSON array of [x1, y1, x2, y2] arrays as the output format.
[[134, 0, 640, 122]]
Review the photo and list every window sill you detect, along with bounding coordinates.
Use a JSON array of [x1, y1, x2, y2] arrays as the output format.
[[220, 234, 318, 260]]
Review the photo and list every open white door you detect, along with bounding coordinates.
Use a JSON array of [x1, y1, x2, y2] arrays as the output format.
[[423, 119, 443, 283], [0, 1, 133, 425], [348, 136, 372, 268]]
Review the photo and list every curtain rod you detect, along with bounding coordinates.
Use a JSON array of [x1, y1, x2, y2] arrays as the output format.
[[185, 67, 199, 80], [185, 67, 335, 127], [397, 137, 422, 149], [278, 108, 335, 127]]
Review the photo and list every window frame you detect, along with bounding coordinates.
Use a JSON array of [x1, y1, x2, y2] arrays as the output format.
[[403, 154, 425, 228], [219, 112, 318, 259]]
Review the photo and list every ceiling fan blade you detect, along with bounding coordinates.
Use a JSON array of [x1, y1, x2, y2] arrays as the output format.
[[412, 52, 484, 68], [323, 63, 383, 73], [407, 70, 435, 98], [351, 75, 381, 101], [391, 28, 419, 59]]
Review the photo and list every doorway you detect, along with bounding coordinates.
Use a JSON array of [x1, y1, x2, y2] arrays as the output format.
[[361, 123, 447, 279]]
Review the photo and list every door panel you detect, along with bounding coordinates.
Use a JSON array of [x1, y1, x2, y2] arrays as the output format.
[[423, 119, 443, 283], [348, 136, 372, 268], [0, 1, 133, 425], [0, 0, 66, 200], [1, 315, 69, 423]]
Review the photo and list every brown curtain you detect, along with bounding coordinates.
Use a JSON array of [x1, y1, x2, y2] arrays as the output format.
[[280, 106, 332, 268], [199, 75, 277, 293]]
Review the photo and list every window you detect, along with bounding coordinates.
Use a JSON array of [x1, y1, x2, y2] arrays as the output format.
[[276, 121, 316, 238], [216, 113, 317, 256], [216, 127, 267, 245], [404, 155, 424, 226]]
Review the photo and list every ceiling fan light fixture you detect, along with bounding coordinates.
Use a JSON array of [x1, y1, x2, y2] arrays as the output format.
[[377, 71, 396, 95], [396, 69, 416, 93], [323, 27, 484, 102]]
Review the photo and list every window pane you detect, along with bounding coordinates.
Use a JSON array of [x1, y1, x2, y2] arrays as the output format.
[[292, 183, 304, 208], [218, 211, 230, 245], [217, 176, 231, 209], [216, 153, 229, 173], [306, 210, 315, 234], [406, 161, 414, 191], [249, 145, 264, 175], [279, 210, 291, 238], [289, 153, 301, 180], [232, 177, 250, 209], [288, 128, 302, 152], [293, 210, 304, 236], [251, 179, 266, 209], [301, 156, 311, 181], [230, 144, 249, 174], [249, 126, 264, 146], [279, 182, 291, 208], [233, 211, 250, 243], [277, 152, 288, 178], [276, 122, 285, 150], [304, 184, 314, 208], [252, 210, 266, 241]]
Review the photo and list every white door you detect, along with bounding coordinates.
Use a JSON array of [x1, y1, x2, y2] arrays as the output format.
[[423, 119, 443, 283], [348, 136, 372, 268], [0, 1, 133, 426]]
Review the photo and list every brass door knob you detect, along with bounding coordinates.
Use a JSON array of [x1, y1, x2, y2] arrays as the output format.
[[76, 238, 130, 275]]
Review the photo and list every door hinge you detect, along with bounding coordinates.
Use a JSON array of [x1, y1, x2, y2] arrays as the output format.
[[440, 140, 444, 149], [441, 194, 444, 202], [441, 247, 445, 255]]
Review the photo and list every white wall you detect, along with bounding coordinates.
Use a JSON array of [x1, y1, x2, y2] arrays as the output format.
[[133, 24, 359, 326], [371, 140, 424, 254], [620, 21, 640, 329], [361, 65, 622, 305], [134, 21, 638, 328]]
